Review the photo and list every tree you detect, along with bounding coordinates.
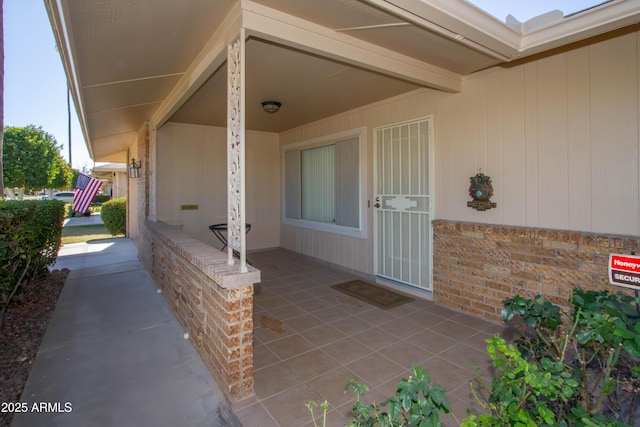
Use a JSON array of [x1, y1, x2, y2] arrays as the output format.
[[3, 126, 64, 192], [48, 154, 72, 190], [70, 168, 80, 189]]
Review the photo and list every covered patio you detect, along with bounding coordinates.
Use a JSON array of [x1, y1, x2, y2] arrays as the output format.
[[15, 233, 513, 426], [237, 249, 514, 426], [46, 0, 640, 418]]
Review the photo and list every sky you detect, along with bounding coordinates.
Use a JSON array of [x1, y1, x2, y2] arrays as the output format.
[[468, 0, 605, 22], [3, 0, 603, 175], [5, 0, 93, 172]]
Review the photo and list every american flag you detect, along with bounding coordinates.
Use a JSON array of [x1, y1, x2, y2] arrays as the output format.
[[72, 173, 102, 213]]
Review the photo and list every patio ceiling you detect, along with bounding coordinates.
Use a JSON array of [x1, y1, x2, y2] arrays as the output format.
[[46, 0, 640, 162]]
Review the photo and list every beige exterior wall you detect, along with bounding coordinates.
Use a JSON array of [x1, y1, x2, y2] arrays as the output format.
[[156, 122, 281, 251], [148, 30, 640, 284], [128, 132, 141, 240], [280, 30, 640, 275], [112, 171, 127, 199], [440, 32, 639, 235]]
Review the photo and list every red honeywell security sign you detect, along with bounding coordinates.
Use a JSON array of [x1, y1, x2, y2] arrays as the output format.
[[608, 254, 640, 290]]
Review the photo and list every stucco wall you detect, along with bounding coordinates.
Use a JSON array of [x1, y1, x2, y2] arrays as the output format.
[[280, 29, 640, 277], [156, 122, 280, 251]]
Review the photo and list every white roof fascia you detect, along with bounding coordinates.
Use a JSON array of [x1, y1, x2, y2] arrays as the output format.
[[371, 0, 521, 60], [376, 0, 640, 62], [516, 0, 640, 58], [44, 0, 95, 160]]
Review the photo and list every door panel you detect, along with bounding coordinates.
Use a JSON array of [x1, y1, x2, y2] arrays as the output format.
[[374, 118, 433, 291]]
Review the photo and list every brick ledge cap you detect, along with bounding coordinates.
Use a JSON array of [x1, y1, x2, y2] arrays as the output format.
[[146, 220, 260, 288]]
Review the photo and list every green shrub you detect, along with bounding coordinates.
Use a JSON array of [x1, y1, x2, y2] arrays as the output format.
[[0, 200, 65, 296], [92, 194, 111, 205], [101, 196, 126, 236], [490, 289, 640, 426], [348, 365, 450, 427], [308, 366, 451, 427]]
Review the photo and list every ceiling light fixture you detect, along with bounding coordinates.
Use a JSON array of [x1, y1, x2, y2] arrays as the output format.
[[261, 101, 281, 113]]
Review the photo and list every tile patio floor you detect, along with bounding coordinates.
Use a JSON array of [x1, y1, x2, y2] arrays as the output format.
[[232, 249, 518, 427]]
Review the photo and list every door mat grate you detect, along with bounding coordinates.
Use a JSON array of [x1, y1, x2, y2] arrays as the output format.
[[331, 280, 413, 310]]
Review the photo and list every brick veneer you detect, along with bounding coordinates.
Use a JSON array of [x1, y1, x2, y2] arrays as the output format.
[[432, 220, 639, 321], [142, 221, 259, 400]]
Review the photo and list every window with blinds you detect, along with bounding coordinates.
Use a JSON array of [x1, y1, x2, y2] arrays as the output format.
[[283, 130, 365, 238], [302, 145, 335, 223]]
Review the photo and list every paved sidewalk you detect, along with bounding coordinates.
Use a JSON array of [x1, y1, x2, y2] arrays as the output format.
[[63, 212, 105, 227], [12, 238, 241, 427]]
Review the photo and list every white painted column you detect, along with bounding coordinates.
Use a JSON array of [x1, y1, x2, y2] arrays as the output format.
[[226, 30, 248, 272]]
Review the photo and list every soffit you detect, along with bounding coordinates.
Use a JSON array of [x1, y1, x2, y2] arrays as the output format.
[[49, 0, 640, 162], [170, 39, 422, 132], [67, 0, 234, 85], [58, 0, 235, 161]]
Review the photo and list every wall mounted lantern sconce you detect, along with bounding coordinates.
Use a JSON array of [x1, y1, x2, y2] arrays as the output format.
[[129, 158, 142, 179], [467, 170, 496, 211], [261, 101, 281, 113]]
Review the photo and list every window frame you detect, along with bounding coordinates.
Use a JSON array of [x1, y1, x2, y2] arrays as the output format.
[[282, 127, 367, 239]]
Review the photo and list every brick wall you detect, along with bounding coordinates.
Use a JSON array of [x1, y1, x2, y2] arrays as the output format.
[[143, 221, 258, 401], [432, 220, 639, 321]]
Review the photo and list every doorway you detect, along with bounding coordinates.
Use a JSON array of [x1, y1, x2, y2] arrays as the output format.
[[373, 117, 434, 291]]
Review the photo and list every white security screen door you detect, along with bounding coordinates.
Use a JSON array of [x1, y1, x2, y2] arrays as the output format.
[[374, 118, 434, 291]]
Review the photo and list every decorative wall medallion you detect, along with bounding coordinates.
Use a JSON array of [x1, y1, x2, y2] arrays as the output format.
[[467, 172, 497, 211]]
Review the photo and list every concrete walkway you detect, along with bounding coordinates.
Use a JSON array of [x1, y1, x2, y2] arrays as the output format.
[[63, 212, 105, 227], [12, 236, 241, 427]]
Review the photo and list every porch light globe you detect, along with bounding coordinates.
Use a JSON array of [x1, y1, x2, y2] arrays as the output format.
[[261, 101, 281, 113]]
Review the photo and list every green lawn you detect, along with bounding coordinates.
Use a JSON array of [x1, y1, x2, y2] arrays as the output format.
[[61, 225, 123, 244]]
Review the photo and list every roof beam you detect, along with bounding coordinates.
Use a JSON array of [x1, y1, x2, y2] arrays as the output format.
[[241, 0, 461, 93]]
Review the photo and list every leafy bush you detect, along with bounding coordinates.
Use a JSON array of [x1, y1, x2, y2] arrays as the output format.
[[100, 196, 126, 236], [0, 200, 65, 323], [92, 194, 111, 205], [348, 366, 450, 427], [493, 289, 640, 426], [462, 336, 629, 427], [308, 366, 451, 427]]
